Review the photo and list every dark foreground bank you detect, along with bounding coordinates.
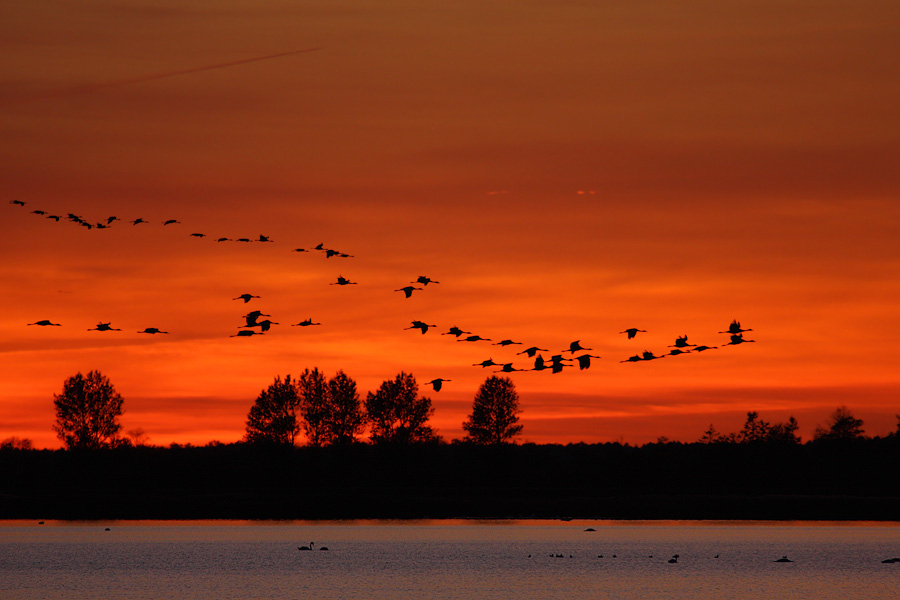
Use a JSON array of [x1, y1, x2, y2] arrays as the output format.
[[2, 439, 899, 520]]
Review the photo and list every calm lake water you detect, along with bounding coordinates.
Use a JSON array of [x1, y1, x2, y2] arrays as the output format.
[[1, 520, 898, 599]]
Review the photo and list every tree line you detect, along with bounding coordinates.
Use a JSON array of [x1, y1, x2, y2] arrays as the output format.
[[40, 369, 524, 449], [6, 369, 895, 451]]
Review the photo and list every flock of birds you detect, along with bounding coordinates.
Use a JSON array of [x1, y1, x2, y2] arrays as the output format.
[[10, 199, 757, 393]]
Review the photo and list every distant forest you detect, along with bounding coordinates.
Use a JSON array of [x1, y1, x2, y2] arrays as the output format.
[[2, 433, 899, 521]]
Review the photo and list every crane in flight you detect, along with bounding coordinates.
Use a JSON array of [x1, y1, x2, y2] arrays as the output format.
[[442, 326, 470, 337], [405, 320, 435, 334], [426, 378, 451, 391], [292, 319, 321, 327], [234, 294, 260, 303], [669, 335, 696, 348], [518, 346, 548, 357], [331, 276, 357, 286], [231, 330, 264, 337], [27, 319, 61, 326], [493, 339, 522, 347], [413, 276, 439, 286], [563, 340, 592, 354], [138, 327, 169, 334], [458, 335, 491, 343], [395, 286, 422, 298], [719, 319, 753, 334], [574, 354, 601, 370], [473, 358, 500, 368], [88, 322, 121, 332], [621, 328, 647, 339]]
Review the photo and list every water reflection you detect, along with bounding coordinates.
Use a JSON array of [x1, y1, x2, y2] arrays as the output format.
[[1, 521, 898, 600]]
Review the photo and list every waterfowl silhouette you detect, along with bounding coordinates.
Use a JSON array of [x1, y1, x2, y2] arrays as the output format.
[[620, 328, 646, 339], [427, 378, 451, 391], [331, 276, 357, 285], [131, 218, 146, 225], [621, 354, 643, 363], [458, 335, 491, 342], [138, 327, 168, 334], [495, 363, 523, 373], [473, 359, 500, 368], [405, 320, 435, 334], [10, 200, 25, 206], [31, 209, 46, 215], [414, 275, 439, 286], [725, 333, 755, 346], [236, 238, 252, 243], [314, 243, 325, 250], [532, 355, 549, 371], [693, 345, 717, 352], [106, 216, 119, 225], [667, 348, 690, 356], [234, 294, 260, 303], [189, 232, 206, 238], [574, 354, 601, 370], [163, 219, 180, 225], [293, 247, 309, 252], [881, 557, 900, 563], [257, 234, 273, 242], [256, 319, 278, 332], [564, 340, 592, 354], [88, 322, 121, 332], [493, 339, 523, 347], [443, 326, 470, 337], [242, 311, 270, 327], [217, 237, 231, 242], [292, 319, 321, 327], [28, 319, 61, 326], [395, 286, 422, 298], [518, 346, 549, 357], [641, 350, 665, 361], [231, 330, 264, 337], [669, 335, 696, 348], [298, 542, 314, 551], [719, 319, 753, 334], [668, 554, 679, 564], [46, 214, 61, 221], [774, 556, 793, 563]]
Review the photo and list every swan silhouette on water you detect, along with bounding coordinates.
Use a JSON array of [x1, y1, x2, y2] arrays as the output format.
[[28, 320, 61, 326]]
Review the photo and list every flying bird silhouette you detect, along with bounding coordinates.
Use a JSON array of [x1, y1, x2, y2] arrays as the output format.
[[256, 319, 278, 332], [518, 346, 548, 357], [719, 319, 753, 334], [292, 319, 321, 327], [493, 339, 523, 347], [426, 378, 451, 391], [394, 286, 422, 298], [189, 233, 206, 238], [217, 237, 231, 242], [331, 276, 357, 285], [31, 209, 45, 215], [641, 350, 664, 361], [669, 335, 696, 348], [458, 335, 491, 342], [138, 327, 169, 334], [405, 320, 435, 334], [231, 330, 264, 337], [88, 322, 121, 332], [242, 311, 270, 327], [693, 345, 718, 352], [574, 354, 601, 370], [234, 294, 260, 303], [27, 319, 61, 326], [132, 218, 146, 225], [494, 363, 523, 373], [564, 340, 592, 354], [443, 326, 470, 337], [413, 276, 439, 285], [473, 359, 500, 368], [725, 333, 755, 346], [621, 354, 643, 363], [620, 328, 646, 339], [257, 235, 273, 242], [666, 348, 690, 356], [163, 219, 180, 226], [10, 200, 25, 206]]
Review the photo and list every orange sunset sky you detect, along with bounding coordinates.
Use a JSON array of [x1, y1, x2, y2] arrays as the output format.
[[2, 1, 898, 448]]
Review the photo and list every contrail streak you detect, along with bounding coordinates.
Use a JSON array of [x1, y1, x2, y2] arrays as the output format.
[[9, 47, 322, 104]]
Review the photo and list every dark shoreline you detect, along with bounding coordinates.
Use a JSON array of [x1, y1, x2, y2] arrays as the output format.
[[2, 440, 898, 521]]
